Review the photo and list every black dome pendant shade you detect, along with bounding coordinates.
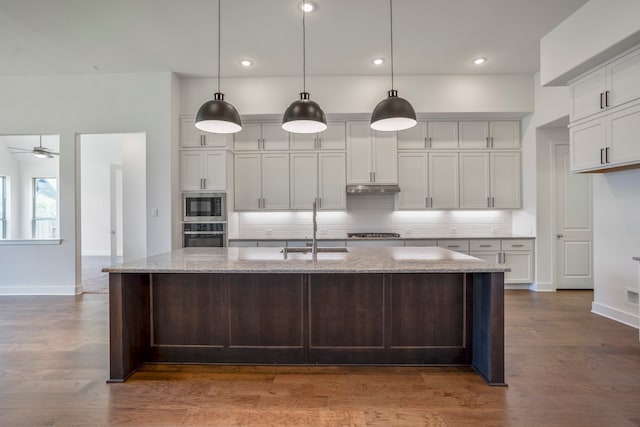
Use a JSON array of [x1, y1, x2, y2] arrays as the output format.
[[195, 0, 242, 134], [370, 0, 417, 132], [282, 92, 327, 133], [370, 89, 416, 132], [282, 0, 327, 134], [195, 92, 242, 134]]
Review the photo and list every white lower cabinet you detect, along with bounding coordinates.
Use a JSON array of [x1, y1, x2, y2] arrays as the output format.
[[181, 150, 226, 191], [459, 152, 521, 208], [470, 239, 534, 284], [397, 152, 458, 209], [234, 153, 289, 211], [290, 152, 346, 210]]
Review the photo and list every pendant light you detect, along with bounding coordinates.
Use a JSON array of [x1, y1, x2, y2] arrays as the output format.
[[195, 0, 242, 134], [370, 0, 416, 132], [282, 0, 327, 134]]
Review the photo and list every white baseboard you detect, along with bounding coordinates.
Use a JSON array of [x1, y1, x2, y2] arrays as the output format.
[[505, 283, 530, 290], [81, 251, 111, 256], [529, 281, 556, 292], [591, 301, 639, 329], [0, 284, 82, 295]]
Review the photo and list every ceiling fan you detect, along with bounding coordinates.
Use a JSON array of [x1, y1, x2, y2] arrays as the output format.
[[9, 136, 59, 159]]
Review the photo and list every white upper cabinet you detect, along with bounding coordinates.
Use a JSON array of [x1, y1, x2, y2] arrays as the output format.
[[181, 151, 226, 191], [234, 123, 289, 151], [397, 152, 458, 209], [570, 120, 607, 172], [429, 152, 459, 208], [459, 121, 520, 149], [397, 122, 428, 150], [180, 117, 228, 148], [570, 45, 640, 123], [346, 121, 397, 185], [490, 152, 521, 208], [318, 153, 346, 210], [459, 152, 520, 209], [291, 121, 346, 151], [459, 152, 491, 208], [428, 121, 459, 149], [234, 153, 289, 211], [290, 153, 318, 210]]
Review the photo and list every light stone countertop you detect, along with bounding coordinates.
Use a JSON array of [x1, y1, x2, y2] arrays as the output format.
[[230, 234, 535, 241], [103, 247, 510, 274]]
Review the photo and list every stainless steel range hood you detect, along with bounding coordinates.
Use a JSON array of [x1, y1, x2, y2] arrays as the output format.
[[346, 184, 401, 194]]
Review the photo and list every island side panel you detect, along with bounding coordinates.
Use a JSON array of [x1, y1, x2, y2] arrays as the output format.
[[108, 273, 150, 382], [471, 272, 506, 386]]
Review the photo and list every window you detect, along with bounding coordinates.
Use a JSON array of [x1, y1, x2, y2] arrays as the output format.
[[32, 177, 58, 239], [0, 176, 6, 238]]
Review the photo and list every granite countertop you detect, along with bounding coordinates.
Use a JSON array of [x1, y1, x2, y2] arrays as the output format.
[[103, 247, 510, 274], [230, 234, 535, 241]]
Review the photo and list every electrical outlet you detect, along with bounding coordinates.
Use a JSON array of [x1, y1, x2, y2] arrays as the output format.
[[151, 208, 159, 217]]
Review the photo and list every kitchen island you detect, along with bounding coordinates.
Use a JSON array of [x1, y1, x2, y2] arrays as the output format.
[[104, 246, 509, 385]]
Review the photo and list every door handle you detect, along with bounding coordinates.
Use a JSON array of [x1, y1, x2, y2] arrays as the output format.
[[557, 234, 564, 238]]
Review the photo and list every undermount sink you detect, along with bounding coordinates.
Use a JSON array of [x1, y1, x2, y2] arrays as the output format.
[[281, 246, 348, 259]]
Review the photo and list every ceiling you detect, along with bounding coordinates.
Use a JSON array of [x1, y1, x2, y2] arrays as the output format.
[[0, 0, 588, 78]]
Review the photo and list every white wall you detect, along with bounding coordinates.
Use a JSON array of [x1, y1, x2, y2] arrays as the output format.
[[541, 0, 640, 85], [0, 138, 21, 239], [181, 75, 534, 116], [0, 72, 174, 295], [592, 169, 640, 328], [80, 134, 123, 256]]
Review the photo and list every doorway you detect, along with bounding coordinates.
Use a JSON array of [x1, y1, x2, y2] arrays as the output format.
[[553, 143, 594, 289]]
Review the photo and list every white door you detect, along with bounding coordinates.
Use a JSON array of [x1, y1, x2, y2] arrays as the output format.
[[427, 121, 458, 149], [319, 122, 346, 150], [459, 152, 490, 208], [607, 102, 640, 166], [570, 67, 606, 121], [371, 130, 397, 184], [261, 123, 290, 151], [347, 122, 373, 184], [397, 122, 426, 150], [429, 152, 458, 208], [490, 152, 521, 208], [606, 46, 640, 108], [181, 151, 204, 191], [180, 118, 203, 148], [110, 165, 123, 257], [489, 121, 520, 149], [570, 119, 606, 172], [459, 121, 489, 149], [261, 153, 290, 210], [397, 152, 427, 209], [290, 133, 316, 150], [234, 123, 262, 151], [203, 151, 226, 190], [290, 153, 318, 209], [318, 153, 346, 210], [234, 153, 261, 210], [555, 144, 593, 289]]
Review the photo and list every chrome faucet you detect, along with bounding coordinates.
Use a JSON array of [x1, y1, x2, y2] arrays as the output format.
[[312, 199, 318, 262]]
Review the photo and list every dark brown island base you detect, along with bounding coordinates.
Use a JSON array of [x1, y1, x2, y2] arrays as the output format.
[[104, 247, 509, 386]]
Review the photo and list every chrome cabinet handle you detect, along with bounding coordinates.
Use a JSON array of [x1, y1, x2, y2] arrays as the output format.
[[600, 92, 604, 109], [202, 178, 206, 189], [318, 137, 322, 148], [373, 171, 376, 182], [480, 245, 491, 248], [600, 148, 604, 164], [605, 147, 609, 163], [605, 90, 610, 107], [486, 137, 490, 148], [487, 197, 491, 207], [426, 197, 429, 208], [491, 197, 495, 207], [557, 233, 564, 238], [512, 244, 524, 248], [318, 197, 322, 208], [490, 137, 494, 148]]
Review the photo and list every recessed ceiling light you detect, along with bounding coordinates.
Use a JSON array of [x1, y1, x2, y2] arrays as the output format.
[[299, 1, 316, 12], [240, 59, 253, 67], [372, 58, 385, 65], [473, 57, 487, 65]]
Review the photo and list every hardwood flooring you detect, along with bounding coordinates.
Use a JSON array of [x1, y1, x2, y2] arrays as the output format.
[[0, 290, 639, 426]]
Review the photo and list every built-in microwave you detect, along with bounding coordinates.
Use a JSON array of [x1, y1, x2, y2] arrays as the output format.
[[183, 193, 226, 222]]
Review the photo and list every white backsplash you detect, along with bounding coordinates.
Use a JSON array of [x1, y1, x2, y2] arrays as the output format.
[[230, 194, 513, 239]]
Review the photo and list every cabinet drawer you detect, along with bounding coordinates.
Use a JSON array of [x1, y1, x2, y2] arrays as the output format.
[[501, 239, 533, 251], [469, 240, 500, 251], [229, 240, 258, 247], [437, 240, 469, 252], [404, 239, 437, 247], [257, 240, 287, 247]]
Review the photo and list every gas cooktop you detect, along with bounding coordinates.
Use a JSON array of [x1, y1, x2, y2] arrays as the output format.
[[347, 232, 401, 239]]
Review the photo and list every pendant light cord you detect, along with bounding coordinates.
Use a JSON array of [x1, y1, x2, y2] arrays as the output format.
[[389, 0, 394, 91], [217, 0, 221, 93], [302, 1, 307, 93]]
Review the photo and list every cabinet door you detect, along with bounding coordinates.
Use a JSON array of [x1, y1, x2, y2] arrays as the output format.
[[607, 102, 640, 167], [489, 121, 520, 149], [318, 153, 346, 210], [290, 133, 317, 150], [262, 123, 290, 151], [470, 251, 501, 264], [427, 121, 458, 149], [429, 152, 459, 208], [459, 121, 489, 149], [319, 122, 346, 150], [607, 47, 640, 109], [347, 122, 373, 184], [503, 251, 533, 283], [261, 153, 290, 210], [372, 130, 398, 184], [181, 152, 204, 191], [397, 122, 427, 150], [180, 118, 205, 148], [459, 153, 490, 208], [397, 153, 428, 209], [290, 153, 318, 210], [490, 152, 521, 208], [234, 154, 261, 210], [570, 67, 606, 122], [570, 119, 606, 172], [203, 151, 226, 190], [234, 123, 262, 151]]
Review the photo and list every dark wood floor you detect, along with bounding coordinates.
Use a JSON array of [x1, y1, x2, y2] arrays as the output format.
[[0, 291, 639, 426]]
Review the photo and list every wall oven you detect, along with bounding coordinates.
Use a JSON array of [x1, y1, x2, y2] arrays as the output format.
[[183, 193, 226, 222], [183, 223, 226, 248]]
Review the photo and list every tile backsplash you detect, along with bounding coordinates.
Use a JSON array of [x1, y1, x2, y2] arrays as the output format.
[[230, 194, 512, 239]]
